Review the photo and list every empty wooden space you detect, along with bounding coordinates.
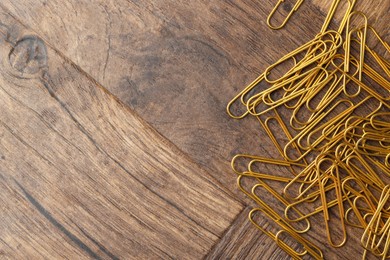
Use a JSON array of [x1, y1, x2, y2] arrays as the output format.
[[0, 7, 242, 259], [0, 0, 389, 259]]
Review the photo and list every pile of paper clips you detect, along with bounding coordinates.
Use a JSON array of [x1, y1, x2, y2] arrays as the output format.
[[227, 0, 390, 258]]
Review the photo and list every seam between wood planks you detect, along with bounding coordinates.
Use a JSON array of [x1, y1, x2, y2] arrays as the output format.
[[0, 2, 243, 207]]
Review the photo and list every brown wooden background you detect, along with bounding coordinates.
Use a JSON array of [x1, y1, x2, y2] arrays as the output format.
[[0, 0, 388, 259]]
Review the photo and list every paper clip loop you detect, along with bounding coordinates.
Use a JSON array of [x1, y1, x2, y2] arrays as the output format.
[[267, 0, 305, 30]]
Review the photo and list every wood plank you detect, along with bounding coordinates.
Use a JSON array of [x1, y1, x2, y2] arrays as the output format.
[[0, 8, 243, 258], [2, 1, 389, 259], [205, 206, 291, 260], [0, 0, 331, 198], [206, 203, 367, 259], [3, 0, 388, 198]]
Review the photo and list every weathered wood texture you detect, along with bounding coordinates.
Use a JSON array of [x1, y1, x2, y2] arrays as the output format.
[[205, 206, 292, 260], [3, 0, 388, 199], [0, 0, 333, 197], [0, 9, 243, 259], [205, 204, 364, 260], [207, 201, 366, 260], [1, 0, 389, 259]]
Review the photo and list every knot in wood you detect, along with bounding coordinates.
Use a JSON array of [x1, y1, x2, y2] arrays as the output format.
[[9, 36, 47, 74]]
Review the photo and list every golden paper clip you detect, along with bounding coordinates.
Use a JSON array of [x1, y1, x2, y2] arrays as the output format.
[[263, 31, 341, 83], [249, 208, 323, 259], [252, 181, 310, 233], [227, 73, 268, 119], [344, 11, 368, 84], [267, 0, 305, 30], [320, 0, 357, 33], [318, 170, 347, 247], [361, 186, 390, 258]]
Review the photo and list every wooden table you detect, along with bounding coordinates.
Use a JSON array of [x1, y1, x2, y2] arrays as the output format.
[[0, 0, 388, 258]]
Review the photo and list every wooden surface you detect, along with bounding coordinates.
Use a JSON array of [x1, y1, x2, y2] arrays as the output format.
[[0, 0, 389, 259], [3, 0, 389, 198], [0, 8, 242, 259], [205, 205, 362, 259]]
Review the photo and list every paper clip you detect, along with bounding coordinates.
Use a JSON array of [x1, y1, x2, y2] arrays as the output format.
[[252, 181, 310, 233], [318, 172, 347, 247], [267, 0, 305, 30], [344, 11, 368, 83], [362, 26, 390, 78], [361, 186, 390, 257], [227, 73, 269, 119], [249, 208, 323, 259], [320, 0, 357, 33], [263, 31, 341, 83]]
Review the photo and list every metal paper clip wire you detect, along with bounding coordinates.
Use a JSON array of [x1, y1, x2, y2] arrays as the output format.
[[252, 181, 310, 233], [228, 1, 390, 257], [249, 208, 323, 259], [344, 11, 368, 82], [267, 0, 305, 30], [321, 0, 357, 33], [264, 31, 342, 83]]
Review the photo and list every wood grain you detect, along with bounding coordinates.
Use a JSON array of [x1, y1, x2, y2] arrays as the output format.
[[206, 201, 367, 260], [0, 0, 330, 198], [205, 206, 292, 260], [3, 0, 388, 199], [1, 0, 389, 259], [0, 8, 243, 259]]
